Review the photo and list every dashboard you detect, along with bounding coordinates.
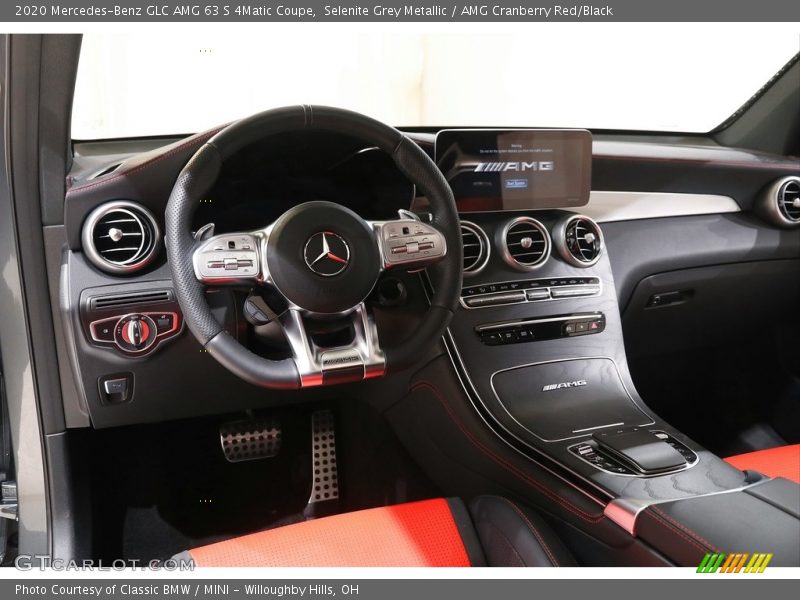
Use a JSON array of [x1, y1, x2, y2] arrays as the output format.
[[58, 125, 800, 433]]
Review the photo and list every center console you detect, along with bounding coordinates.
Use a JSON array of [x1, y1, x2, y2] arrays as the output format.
[[413, 129, 800, 566]]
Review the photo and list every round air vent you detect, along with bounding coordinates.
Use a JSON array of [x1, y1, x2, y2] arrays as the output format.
[[555, 215, 603, 268], [758, 176, 800, 227], [460, 221, 490, 275], [500, 217, 551, 270], [81, 201, 162, 275]]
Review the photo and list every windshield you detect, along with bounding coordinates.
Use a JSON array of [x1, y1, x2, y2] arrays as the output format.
[[72, 27, 799, 139]]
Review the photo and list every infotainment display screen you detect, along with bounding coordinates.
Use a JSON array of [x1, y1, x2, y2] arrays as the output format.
[[434, 129, 592, 211]]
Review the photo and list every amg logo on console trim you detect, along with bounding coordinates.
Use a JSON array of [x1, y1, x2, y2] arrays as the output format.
[[542, 380, 587, 392]]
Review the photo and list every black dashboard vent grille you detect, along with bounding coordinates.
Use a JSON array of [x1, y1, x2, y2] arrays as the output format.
[[92, 290, 172, 310], [502, 217, 550, 270], [460, 221, 489, 274], [82, 201, 162, 275], [562, 216, 603, 267], [778, 179, 800, 222]]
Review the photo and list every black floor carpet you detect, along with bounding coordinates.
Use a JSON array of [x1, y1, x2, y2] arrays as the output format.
[[87, 399, 439, 561]]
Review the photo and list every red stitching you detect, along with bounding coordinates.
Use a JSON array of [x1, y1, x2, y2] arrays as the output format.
[[412, 381, 603, 524], [495, 497, 561, 567], [647, 509, 714, 555], [651, 506, 720, 553], [65, 125, 227, 198]]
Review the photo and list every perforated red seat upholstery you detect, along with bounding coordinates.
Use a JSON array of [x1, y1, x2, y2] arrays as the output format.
[[725, 444, 800, 484], [179, 496, 575, 567]]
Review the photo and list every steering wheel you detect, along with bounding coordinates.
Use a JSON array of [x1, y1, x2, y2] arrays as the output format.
[[165, 106, 462, 389]]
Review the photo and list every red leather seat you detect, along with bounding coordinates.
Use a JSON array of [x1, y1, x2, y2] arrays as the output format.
[[724, 444, 800, 484], [176, 496, 575, 567]]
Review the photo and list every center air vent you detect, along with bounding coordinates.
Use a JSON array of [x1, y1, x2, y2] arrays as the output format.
[[555, 215, 603, 268], [81, 201, 162, 275], [460, 221, 490, 275], [757, 176, 800, 228], [500, 217, 551, 271]]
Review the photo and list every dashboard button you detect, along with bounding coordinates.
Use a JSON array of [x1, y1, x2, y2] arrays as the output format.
[[99, 374, 132, 404], [500, 331, 518, 343], [103, 378, 128, 396], [464, 291, 526, 307], [526, 289, 550, 301], [481, 332, 503, 345], [551, 285, 600, 298], [91, 318, 118, 343], [154, 313, 176, 335]]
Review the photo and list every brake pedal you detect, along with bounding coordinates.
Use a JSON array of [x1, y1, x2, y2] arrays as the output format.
[[219, 418, 282, 463], [305, 410, 340, 517]]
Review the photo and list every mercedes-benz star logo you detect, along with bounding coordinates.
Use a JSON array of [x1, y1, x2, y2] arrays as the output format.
[[303, 231, 351, 277]]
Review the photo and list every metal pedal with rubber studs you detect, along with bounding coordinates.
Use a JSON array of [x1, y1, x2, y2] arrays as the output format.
[[219, 418, 282, 463], [305, 410, 340, 516]]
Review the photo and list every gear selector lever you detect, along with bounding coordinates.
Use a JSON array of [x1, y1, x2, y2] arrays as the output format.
[[592, 428, 687, 475]]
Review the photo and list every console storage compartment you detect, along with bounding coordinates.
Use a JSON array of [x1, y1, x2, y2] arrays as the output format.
[[635, 478, 800, 567], [491, 357, 653, 441]]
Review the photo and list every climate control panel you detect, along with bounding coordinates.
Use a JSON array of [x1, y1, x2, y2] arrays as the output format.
[[461, 276, 600, 309]]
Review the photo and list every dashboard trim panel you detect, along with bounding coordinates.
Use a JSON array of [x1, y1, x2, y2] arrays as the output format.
[[582, 190, 740, 223]]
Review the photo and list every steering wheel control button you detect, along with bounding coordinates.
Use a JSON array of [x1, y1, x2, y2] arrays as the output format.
[[194, 233, 260, 282], [114, 314, 157, 353], [99, 374, 132, 404], [377, 219, 447, 268]]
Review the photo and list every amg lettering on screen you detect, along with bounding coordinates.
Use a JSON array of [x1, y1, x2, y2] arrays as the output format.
[[475, 161, 555, 172]]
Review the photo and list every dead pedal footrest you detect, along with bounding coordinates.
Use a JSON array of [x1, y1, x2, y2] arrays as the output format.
[[219, 418, 282, 463]]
